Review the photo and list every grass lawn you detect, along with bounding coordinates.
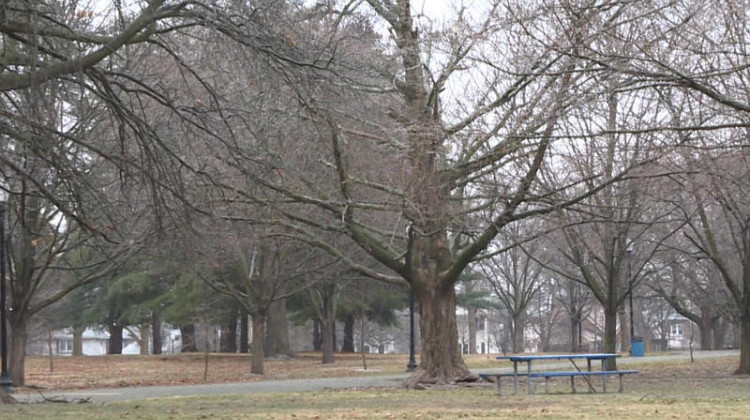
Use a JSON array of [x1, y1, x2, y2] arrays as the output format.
[[3, 354, 750, 419]]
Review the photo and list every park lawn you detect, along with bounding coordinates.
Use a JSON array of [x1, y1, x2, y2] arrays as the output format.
[[4, 355, 750, 419], [22, 352, 503, 390], [3, 380, 750, 420]]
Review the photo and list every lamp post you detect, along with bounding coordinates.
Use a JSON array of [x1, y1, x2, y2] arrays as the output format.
[[0, 201, 13, 392], [406, 290, 418, 371], [627, 248, 635, 355]]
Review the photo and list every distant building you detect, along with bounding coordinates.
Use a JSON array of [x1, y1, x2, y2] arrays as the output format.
[[27, 326, 182, 356]]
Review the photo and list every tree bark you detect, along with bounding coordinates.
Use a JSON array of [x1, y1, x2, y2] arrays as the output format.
[[342, 313, 355, 353], [9, 315, 28, 386], [266, 299, 291, 356], [251, 314, 265, 375], [619, 307, 630, 353], [220, 308, 237, 353], [321, 299, 335, 364], [313, 318, 322, 351], [73, 326, 84, 356], [511, 312, 525, 353], [139, 324, 150, 355], [714, 317, 728, 350], [407, 283, 473, 386], [108, 322, 123, 355], [467, 305, 477, 355], [603, 305, 618, 370], [570, 311, 581, 352], [699, 312, 713, 351], [180, 324, 198, 352], [151, 312, 162, 355]]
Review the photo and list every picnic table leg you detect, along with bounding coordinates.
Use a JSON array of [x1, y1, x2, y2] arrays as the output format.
[[602, 375, 607, 393], [545, 377, 549, 394], [618, 373, 624, 393], [570, 376, 576, 393], [513, 362, 519, 395], [497, 375, 502, 395]]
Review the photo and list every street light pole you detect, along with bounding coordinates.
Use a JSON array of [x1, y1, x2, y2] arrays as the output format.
[[627, 249, 635, 355], [0, 201, 13, 392]]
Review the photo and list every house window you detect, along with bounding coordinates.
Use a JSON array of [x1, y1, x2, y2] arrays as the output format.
[[56, 339, 73, 354], [670, 324, 684, 337]]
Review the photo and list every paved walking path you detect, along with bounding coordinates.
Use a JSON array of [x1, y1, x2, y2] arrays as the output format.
[[11, 350, 739, 403]]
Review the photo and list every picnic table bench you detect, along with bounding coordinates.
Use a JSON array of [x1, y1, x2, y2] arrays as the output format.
[[481, 353, 638, 395]]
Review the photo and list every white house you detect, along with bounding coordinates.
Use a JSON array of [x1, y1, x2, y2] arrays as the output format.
[[31, 326, 182, 356]]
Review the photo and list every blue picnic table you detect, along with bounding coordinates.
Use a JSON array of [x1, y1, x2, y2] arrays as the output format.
[[487, 353, 637, 395]]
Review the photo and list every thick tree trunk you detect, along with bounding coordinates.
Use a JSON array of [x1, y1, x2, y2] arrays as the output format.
[[151, 312, 162, 355], [342, 313, 355, 353], [73, 326, 84, 356], [139, 324, 150, 355], [735, 315, 750, 374], [321, 300, 335, 364], [239, 311, 249, 353], [180, 324, 198, 352], [407, 284, 473, 387], [251, 314, 265, 375], [511, 312, 525, 353], [266, 299, 291, 356], [220, 309, 237, 353], [714, 317, 729, 350], [603, 306, 618, 370], [699, 313, 713, 351], [108, 323, 123, 355], [226, 311, 238, 353], [9, 315, 28, 386]]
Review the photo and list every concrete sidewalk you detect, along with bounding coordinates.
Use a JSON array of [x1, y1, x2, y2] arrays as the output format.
[[11, 349, 739, 403]]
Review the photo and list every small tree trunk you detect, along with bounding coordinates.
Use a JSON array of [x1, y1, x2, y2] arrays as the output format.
[[73, 327, 84, 356], [151, 312, 162, 355], [321, 300, 335, 364], [467, 306, 477, 355], [266, 299, 291, 356], [570, 311, 580, 352], [240, 311, 249, 353], [713, 317, 728, 350], [9, 315, 28, 386], [109, 323, 123, 355], [180, 324, 198, 352], [735, 314, 750, 374], [313, 318, 322, 351], [619, 306, 630, 354], [342, 314, 355, 353], [251, 314, 266, 375], [47, 328, 54, 372]]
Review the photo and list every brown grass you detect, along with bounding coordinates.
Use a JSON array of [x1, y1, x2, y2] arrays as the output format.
[[23, 352, 427, 390]]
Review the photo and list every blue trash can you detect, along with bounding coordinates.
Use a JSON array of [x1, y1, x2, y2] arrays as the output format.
[[631, 338, 645, 357]]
